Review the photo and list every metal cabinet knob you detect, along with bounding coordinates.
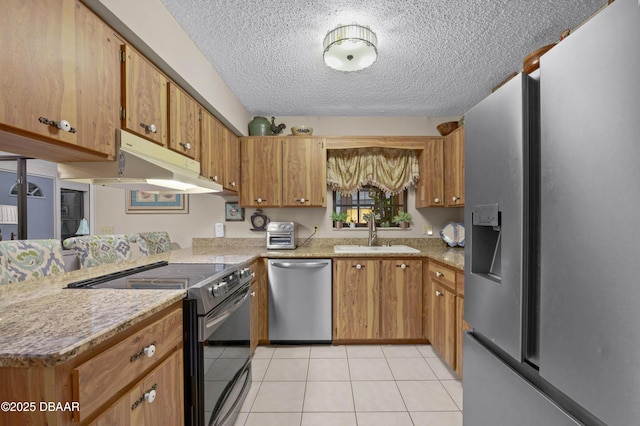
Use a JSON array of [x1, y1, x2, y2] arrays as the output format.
[[298, 197, 307, 203], [255, 198, 264, 203], [436, 271, 444, 278], [144, 389, 157, 404], [144, 344, 156, 358], [210, 175, 218, 182], [434, 198, 440, 204], [230, 181, 237, 187], [353, 264, 364, 269], [396, 263, 408, 269], [39, 116, 77, 133], [250, 291, 256, 297], [140, 122, 157, 133], [452, 196, 460, 202], [179, 142, 192, 150], [435, 290, 443, 297]]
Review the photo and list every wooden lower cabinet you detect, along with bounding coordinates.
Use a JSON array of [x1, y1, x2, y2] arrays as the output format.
[[0, 302, 183, 426], [432, 282, 456, 368], [333, 259, 378, 340], [93, 349, 184, 426], [251, 258, 269, 345], [333, 258, 423, 342], [379, 259, 423, 339]]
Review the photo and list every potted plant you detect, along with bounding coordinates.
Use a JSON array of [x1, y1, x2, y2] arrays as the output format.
[[392, 211, 413, 229], [331, 211, 348, 228]]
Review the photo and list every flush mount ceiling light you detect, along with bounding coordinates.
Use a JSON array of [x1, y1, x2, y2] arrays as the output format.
[[323, 24, 378, 72]]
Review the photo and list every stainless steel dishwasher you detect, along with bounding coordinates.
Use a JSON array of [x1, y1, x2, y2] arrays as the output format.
[[268, 259, 332, 343]]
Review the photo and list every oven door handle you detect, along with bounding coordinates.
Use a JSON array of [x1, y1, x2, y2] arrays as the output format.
[[201, 289, 250, 340], [270, 262, 329, 269]]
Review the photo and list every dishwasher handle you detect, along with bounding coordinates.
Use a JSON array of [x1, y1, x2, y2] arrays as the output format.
[[270, 261, 329, 269]]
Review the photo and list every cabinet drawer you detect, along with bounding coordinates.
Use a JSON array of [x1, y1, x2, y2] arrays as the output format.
[[72, 307, 182, 421], [428, 262, 456, 292]]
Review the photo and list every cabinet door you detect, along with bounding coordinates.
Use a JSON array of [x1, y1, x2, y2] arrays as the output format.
[[168, 83, 199, 160], [416, 138, 445, 207], [379, 259, 423, 339], [122, 45, 168, 146], [455, 297, 470, 378], [333, 259, 379, 340], [222, 126, 240, 191], [239, 138, 281, 207], [445, 127, 464, 207], [282, 138, 326, 206], [129, 349, 184, 426], [0, 0, 119, 160], [256, 258, 269, 343], [432, 283, 456, 368], [200, 110, 225, 185]]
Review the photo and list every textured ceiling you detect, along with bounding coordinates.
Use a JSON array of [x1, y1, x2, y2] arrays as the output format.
[[160, 0, 605, 117]]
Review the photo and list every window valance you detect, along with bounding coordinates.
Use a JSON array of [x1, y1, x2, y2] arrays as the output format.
[[326, 148, 420, 195]]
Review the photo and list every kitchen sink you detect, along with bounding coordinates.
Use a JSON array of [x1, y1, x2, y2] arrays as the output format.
[[333, 245, 421, 254]]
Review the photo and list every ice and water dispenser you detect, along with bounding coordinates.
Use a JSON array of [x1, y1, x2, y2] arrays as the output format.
[[471, 204, 502, 281]]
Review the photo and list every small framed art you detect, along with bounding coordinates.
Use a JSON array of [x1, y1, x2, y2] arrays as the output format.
[[225, 202, 244, 221]]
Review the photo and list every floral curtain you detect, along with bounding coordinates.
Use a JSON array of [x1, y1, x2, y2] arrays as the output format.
[[326, 148, 420, 195]]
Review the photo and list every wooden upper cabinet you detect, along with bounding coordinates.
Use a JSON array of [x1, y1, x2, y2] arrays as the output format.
[[168, 82, 199, 160], [282, 138, 326, 207], [0, 0, 119, 161], [416, 137, 445, 208], [240, 137, 282, 207], [379, 259, 423, 339], [122, 45, 168, 146], [200, 110, 225, 185], [444, 126, 465, 207], [222, 125, 240, 191]]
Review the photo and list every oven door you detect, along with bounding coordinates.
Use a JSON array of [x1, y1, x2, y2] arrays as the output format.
[[200, 284, 252, 426]]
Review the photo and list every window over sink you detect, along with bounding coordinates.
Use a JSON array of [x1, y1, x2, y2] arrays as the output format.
[[333, 186, 407, 228]]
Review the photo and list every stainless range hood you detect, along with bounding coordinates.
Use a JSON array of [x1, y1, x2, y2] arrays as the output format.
[[58, 130, 222, 194]]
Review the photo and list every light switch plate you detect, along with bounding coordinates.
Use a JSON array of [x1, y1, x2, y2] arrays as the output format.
[[215, 223, 225, 238]]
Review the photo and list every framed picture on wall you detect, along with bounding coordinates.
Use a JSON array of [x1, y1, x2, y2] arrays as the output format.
[[225, 202, 244, 221], [125, 190, 189, 214]]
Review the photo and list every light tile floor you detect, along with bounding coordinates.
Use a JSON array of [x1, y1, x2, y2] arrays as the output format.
[[234, 344, 463, 426]]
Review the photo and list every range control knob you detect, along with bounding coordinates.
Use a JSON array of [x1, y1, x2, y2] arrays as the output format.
[[211, 284, 220, 297]]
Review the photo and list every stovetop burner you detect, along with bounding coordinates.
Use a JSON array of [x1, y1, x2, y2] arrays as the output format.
[[67, 261, 238, 290]]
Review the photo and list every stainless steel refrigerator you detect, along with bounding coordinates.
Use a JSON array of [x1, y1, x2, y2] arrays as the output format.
[[463, 0, 640, 424]]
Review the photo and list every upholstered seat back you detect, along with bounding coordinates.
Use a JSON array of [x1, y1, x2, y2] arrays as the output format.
[[63, 234, 133, 268], [132, 231, 172, 255], [0, 239, 66, 284]]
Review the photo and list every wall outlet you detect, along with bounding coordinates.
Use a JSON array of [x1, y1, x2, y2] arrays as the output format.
[[215, 223, 225, 238], [98, 225, 114, 234], [423, 224, 433, 236]]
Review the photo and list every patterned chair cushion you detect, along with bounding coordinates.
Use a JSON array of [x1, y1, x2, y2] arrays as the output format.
[[0, 239, 66, 284], [133, 231, 172, 255], [63, 235, 133, 268]]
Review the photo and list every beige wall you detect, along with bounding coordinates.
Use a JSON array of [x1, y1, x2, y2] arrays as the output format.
[[85, 0, 464, 247], [95, 185, 463, 249]]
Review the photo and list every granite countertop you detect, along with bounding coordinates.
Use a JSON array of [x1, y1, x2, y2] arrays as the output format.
[[0, 254, 184, 368], [0, 237, 463, 368]]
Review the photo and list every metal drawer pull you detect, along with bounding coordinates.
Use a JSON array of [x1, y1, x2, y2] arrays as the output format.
[[179, 142, 192, 150], [255, 198, 266, 203], [139, 122, 157, 133], [39, 116, 77, 133], [230, 181, 237, 187], [435, 290, 443, 297], [436, 271, 444, 278], [396, 263, 408, 269], [131, 384, 157, 410], [434, 198, 440, 203], [210, 175, 218, 182], [130, 342, 157, 362], [353, 264, 364, 269], [250, 291, 256, 297], [297, 197, 307, 203], [452, 196, 460, 202]]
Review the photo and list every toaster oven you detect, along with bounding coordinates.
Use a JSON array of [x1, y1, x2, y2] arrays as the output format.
[[266, 222, 296, 249]]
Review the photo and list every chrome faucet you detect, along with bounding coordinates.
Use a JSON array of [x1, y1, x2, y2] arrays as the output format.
[[368, 211, 377, 246]]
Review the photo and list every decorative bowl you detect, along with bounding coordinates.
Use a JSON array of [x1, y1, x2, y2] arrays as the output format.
[[436, 121, 459, 136], [291, 126, 313, 136]]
